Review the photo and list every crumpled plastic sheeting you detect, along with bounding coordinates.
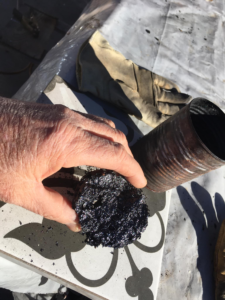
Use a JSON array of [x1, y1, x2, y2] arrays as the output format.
[[100, 0, 225, 110]]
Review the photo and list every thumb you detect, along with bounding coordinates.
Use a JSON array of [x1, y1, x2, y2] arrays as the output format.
[[32, 184, 81, 232]]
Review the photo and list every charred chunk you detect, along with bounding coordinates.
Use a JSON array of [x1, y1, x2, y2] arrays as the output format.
[[73, 170, 149, 248]]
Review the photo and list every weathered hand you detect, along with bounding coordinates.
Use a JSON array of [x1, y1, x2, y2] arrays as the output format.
[[0, 98, 146, 231]]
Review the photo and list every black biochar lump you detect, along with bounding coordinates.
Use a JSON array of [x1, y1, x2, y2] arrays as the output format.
[[73, 170, 149, 248]]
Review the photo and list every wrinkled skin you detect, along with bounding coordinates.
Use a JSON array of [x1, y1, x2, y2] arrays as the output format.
[[0, 98, 146, 232]]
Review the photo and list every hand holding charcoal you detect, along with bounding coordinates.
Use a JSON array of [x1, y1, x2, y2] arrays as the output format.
[[0, 98, 147, 231]]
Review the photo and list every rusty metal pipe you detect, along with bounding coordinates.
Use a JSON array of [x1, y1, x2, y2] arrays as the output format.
[[131, 98, 225, 192]]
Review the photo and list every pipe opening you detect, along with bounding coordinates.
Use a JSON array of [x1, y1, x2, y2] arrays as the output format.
[[190, 98, 225, 161]]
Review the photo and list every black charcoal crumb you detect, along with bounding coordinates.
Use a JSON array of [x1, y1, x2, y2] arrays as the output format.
[[73, 170, 149, 249]]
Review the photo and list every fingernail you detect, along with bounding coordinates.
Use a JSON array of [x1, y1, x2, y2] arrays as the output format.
[[67, 210, 81, 232], [142, 177, 147, 188], [140, 176, 147, 188], [67, 222, 81, 232], [144, 177, 147, 186]]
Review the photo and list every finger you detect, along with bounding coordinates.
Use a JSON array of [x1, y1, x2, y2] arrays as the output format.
[[69, 114, 133, 157], [158, 102, 185, 115], [152, 73, 181, 92], [153, 84, 192, 104], [75, 112, 116, 128], [85, 128, 133, 157], [31, 184, 81, 232], [63, 132, 147, 188]]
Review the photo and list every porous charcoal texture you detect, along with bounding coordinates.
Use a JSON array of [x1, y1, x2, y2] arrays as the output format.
[[73, 170, 149, 248]]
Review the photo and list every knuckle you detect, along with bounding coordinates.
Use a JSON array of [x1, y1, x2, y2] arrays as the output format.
[[108, 120, 116, 128], [55, 104, 72, 116], [115, 129, 127, 144], [42, 212, 55, 221], [54, 104, 66, 112]]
